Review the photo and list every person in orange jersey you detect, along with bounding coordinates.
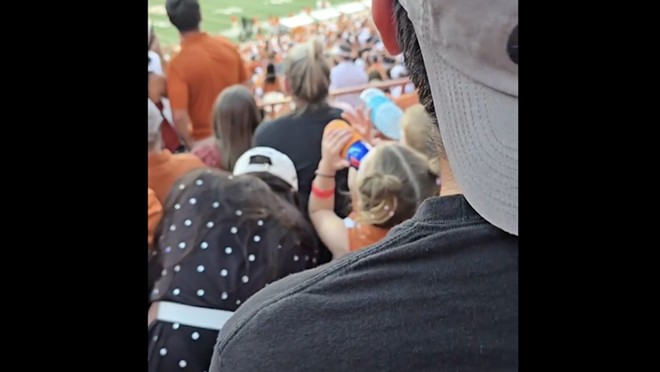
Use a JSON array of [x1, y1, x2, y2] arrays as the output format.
[[165, 0, 248, 149]]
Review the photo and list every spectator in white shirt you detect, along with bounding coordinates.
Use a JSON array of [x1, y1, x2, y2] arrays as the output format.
[[329, 42, 368, 109]]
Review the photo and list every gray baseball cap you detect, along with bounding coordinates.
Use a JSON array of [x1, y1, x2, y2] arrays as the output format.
[[398, 0, 518, 235]]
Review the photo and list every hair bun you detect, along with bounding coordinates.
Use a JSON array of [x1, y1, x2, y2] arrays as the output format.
[[360, 173, 403, 199]]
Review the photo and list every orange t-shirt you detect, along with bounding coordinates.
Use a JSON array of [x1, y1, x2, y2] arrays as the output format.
[[148, 150, 206, 204], [167, 33, 248, 141], [346, 212, 390, 251], [148, 188, 162, 248]]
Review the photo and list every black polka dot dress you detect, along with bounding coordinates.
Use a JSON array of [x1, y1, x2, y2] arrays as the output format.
[[148, 171, 317, 372]]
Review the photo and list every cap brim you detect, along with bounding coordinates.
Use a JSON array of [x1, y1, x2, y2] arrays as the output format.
[[425, 52, 518, 235]]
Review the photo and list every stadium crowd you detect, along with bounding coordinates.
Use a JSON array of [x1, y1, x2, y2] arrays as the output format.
[[148, 0, 518, 371]]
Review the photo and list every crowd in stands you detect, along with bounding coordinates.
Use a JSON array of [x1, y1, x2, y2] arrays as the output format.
[[148, 0, 518, 371]]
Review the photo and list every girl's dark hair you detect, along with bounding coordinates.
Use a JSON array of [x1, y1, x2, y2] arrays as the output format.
[[249, 171, 301, 210], [265, 63, 277, 84], [211, 85, 262, 171], [151, 169, 315, 288]]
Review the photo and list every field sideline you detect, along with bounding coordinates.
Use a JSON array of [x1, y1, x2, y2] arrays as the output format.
[[148, 0, 355, 46]]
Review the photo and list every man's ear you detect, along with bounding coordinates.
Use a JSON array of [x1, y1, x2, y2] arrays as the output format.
[[372, 0, 401, 55]]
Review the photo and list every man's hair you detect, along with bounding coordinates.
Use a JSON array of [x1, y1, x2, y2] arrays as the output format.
[[394, 1, 435, 125], [394, 0, 446, 160], [166, 0, 201, 33]]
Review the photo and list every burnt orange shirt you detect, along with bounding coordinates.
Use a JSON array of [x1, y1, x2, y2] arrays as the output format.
[[348, 225, 389, 251], [347, 217, 390, 251], [148, 188, 162, 248], [148, 150, 206, 204], [167, 33, 248, 141]]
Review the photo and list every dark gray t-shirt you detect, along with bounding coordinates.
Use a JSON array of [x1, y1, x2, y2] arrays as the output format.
[[209, 195, 518, 372]]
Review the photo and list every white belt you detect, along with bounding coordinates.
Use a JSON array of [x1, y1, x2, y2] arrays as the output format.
[[156, 301, 234, 331]]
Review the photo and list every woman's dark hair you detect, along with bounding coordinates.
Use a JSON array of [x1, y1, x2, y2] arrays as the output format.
[[249, 172, 301, 209], [151, 169, 316, 288], [265, 63, 277, 84], [211, 85, 262, 171]]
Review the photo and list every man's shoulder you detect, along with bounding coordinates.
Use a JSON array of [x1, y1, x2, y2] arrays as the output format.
[[210, 197, 518, 371]]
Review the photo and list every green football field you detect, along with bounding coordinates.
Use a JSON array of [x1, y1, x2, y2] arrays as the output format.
[[148, 0, 356, 46]]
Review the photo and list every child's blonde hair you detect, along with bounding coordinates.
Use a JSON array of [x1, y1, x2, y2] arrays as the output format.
[[356, 143, 438, 228], [401, 104, 445, 174]]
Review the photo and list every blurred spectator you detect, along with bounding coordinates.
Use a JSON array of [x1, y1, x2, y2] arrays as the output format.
[[192, 85, 261, 171], [148, 169, 316, 372], [253, 39, 350, 265], [148, 20, 165, 66], [149, 60, 185, 153], [148, 99, 206, 204], [165, 0, 248, 149], [262, 63, 283, 94], [329, 42, 368, 108]]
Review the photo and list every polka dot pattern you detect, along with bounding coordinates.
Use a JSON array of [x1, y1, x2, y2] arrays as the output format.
[[153, 177, 318, 369]]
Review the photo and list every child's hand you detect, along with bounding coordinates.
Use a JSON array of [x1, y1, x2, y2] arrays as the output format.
[[319, 129, 352, 173]]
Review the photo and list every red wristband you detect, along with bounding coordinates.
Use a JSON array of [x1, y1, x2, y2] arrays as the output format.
[[312, 183, 335, 199]]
